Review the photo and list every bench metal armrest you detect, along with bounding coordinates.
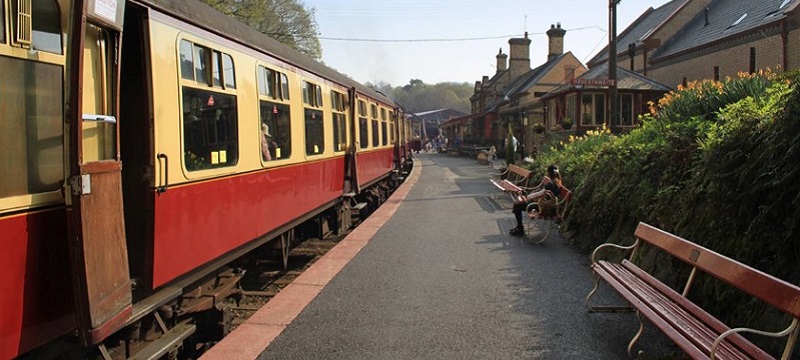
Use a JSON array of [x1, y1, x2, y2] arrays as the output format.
[[711, 318, 800, 360], [591, 238, 640, 264]]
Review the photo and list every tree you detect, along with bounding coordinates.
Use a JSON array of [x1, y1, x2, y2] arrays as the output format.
[[200, 0, 322, 59]]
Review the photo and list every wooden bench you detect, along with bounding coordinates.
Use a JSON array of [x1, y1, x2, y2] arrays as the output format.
[[525, 184, 572, 244], [586, 222, 800, 359], [489, 164, 532, 200]]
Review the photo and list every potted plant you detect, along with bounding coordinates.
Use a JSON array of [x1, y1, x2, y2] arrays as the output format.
[[532, 122, 546, 134], [561, 117, 574, 130]]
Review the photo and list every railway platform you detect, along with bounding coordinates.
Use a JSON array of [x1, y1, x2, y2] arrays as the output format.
[[201, 153, 680, 359]]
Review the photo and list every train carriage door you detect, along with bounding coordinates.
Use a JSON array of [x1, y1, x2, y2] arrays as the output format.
[[65, 0, 132, 345]]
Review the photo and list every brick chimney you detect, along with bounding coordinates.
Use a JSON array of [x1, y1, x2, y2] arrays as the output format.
[[496, 48, 508, 73], [508, 32, 531, 80], [547, 23, 566, 61]]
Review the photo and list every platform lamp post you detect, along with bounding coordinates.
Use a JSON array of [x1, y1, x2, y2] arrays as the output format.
[[520, 110, 528, 159], [609, 0, 620, 133]]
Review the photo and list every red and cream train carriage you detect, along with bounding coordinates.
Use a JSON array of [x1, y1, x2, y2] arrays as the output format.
[[0, 0, 413, 358]]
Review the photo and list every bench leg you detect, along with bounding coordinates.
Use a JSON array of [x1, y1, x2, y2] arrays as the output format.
[[585, 275, 634, 313], [627, 311, 645, 359]]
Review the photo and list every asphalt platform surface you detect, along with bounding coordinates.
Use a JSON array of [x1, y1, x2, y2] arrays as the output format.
[[208, 152, 682, 360]]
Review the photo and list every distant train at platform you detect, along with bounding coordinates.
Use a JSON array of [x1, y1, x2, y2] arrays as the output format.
[[1, 0, 412, 358]]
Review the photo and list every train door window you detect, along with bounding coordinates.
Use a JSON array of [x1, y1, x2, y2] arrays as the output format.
[[331, 91, 346, 152], [358, 100, 368, 149], [0, 54, 63, 199], [32, 0, 61, 54], [81, 24, 116, 162], [258, 65, 291, 162], [180, 40, 239, 171]]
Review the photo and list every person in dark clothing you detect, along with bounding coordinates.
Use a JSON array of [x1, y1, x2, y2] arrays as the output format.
[[509, 164, 562, 236]]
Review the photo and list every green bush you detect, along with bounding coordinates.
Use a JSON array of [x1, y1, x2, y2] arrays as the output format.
[[536, 70, 799, 348]]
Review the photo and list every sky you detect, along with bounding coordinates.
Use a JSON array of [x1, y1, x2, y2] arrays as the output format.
[[301, 0, 674, 87]]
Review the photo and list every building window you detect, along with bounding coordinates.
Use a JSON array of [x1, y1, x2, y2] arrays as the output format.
[[619, 93, 634, 126], [565, 94, 576, 127], [581, 93, 606, 126], [305, 108, 324, 155]]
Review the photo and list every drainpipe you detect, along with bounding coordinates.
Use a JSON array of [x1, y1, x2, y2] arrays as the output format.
[[781, 19, 788, 71]]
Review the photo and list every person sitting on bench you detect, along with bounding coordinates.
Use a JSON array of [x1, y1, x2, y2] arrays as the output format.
[[509, 164, 562, 236]]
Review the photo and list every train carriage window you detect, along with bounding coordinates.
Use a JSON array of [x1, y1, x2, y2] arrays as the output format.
[[359, 117, 368, 149], [302, 81, 322, 108], [358, 100, 368, 149], [258, 66, 287, 100], [381, 108, 386, 121], [304, 108, 324, 155], [331, 91, 346, 152], [1, 56, 64, 198], [381, 120, 388, 146], [371, 119, 379, 147], [371, 104, 377, 119], [193, 44, 209, 85], [259, 101, 291, 161], [212, 51, 222, 88], [179, 40, 193, 80], [280, 73, 289, 100], [389, 111, 396, 143], [223, 54, 235, 89], [182, 88, 238, 170]]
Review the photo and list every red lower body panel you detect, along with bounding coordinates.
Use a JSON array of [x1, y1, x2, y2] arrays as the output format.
[[152, 157, 345, 287], [356, 148, 394, 188], [0, 208, 75, 359]]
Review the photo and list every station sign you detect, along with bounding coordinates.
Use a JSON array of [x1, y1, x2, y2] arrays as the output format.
[[570, 78, 617, 87]]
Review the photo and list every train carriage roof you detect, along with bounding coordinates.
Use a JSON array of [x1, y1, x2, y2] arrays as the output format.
[[137, 0, 395, 107]]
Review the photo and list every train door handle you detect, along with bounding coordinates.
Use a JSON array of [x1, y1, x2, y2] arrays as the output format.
[[157, 153, 168, 193]]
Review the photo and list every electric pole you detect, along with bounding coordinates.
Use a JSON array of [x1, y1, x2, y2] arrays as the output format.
[[609, 0, 620, 133]]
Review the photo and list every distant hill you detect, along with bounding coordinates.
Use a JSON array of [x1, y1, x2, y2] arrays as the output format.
[[367, 79, 472, 114]]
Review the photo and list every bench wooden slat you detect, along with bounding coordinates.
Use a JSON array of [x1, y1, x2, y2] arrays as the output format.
[[621, 261, 773, 359], [593, 262, 713, 359], [635, 223, 800, 318], [595, 261, 762, 360]]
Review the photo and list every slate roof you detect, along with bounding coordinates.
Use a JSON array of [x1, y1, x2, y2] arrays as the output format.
[[542, 65, 672, 99], [652, 0, 797, 61], [588, 0, 688, 66], [503, 52, 572, 100]]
